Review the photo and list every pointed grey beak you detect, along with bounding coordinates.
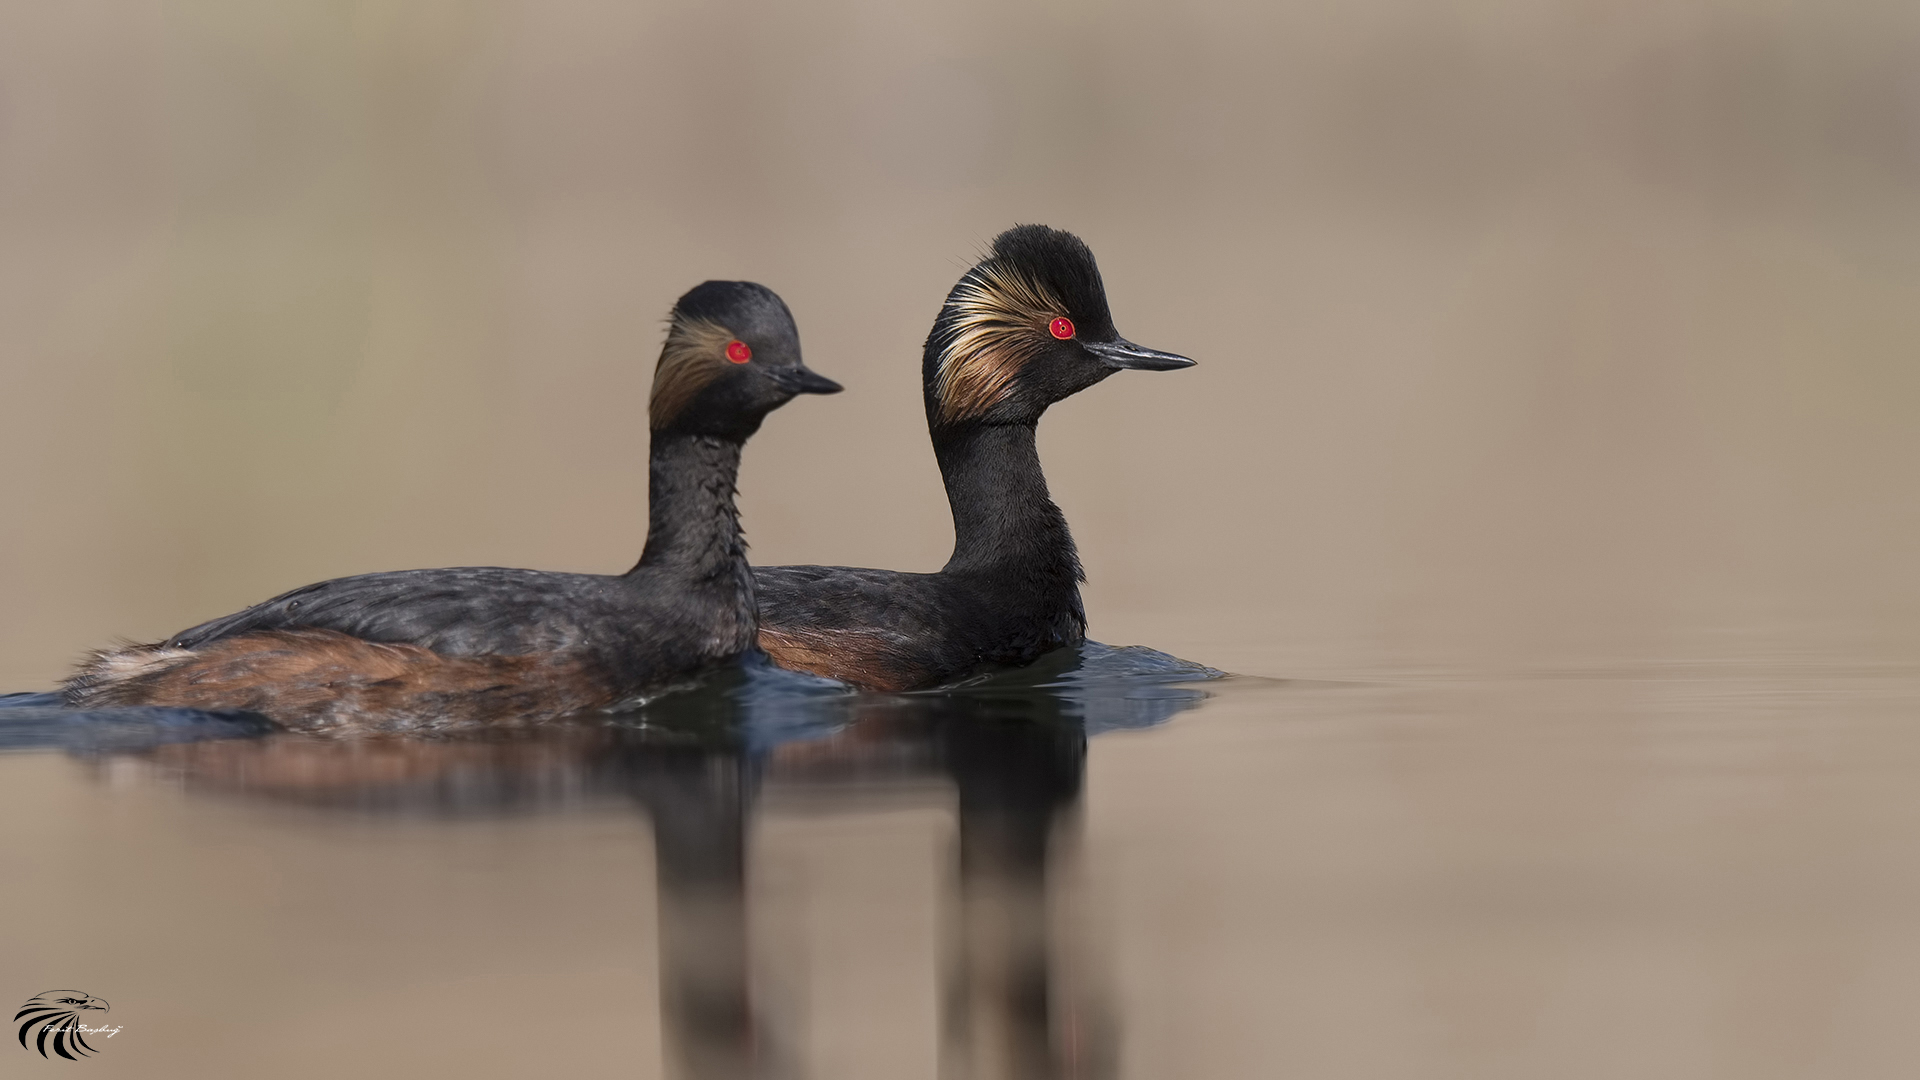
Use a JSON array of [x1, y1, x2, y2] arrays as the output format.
[[1084, 337, 1195, 371], [769, 365, 844, 395]]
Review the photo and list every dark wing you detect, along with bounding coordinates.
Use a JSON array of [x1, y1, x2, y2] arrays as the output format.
[[166, 567, 621, 657], [753, 565, 946, 639], [752, 565, 967, 689]]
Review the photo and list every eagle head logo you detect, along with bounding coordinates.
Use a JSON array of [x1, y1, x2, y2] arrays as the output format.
[[15, 991, 111, 1060]]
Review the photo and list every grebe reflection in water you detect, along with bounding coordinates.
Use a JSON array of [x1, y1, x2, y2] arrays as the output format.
[[70, 647, 1221, 1078]]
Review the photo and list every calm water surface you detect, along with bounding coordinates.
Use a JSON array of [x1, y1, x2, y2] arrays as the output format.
[[5, 1, 1920, 1076], [4, 646, 1918, 1079]]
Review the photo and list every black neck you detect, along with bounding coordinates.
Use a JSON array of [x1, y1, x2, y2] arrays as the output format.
[[630, 434, 749, 583], [932, 423, 1085, 600]]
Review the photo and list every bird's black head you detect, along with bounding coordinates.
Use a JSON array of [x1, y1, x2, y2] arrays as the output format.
[[650, 280, 842, 440], [922, 224, 1193, 430]]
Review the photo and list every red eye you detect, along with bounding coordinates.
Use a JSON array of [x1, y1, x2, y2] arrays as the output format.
[[725, 340, 752, 363], [1049, 317, 1075, 340]]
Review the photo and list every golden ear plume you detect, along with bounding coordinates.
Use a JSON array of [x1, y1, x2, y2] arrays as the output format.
[[934, 262, 1063, 424], [650, 317, 736, 429]]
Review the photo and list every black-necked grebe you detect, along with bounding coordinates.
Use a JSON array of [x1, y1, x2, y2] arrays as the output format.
[[752, 225, 1193, 690], [64, 281, 841, 733]]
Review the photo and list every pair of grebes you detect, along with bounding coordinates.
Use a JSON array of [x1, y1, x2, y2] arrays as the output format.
[[63, 225, 1194, 734]]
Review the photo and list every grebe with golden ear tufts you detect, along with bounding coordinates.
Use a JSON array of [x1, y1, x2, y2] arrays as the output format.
[[753, 225, 1194, 690], [64, 281, 841, 734]]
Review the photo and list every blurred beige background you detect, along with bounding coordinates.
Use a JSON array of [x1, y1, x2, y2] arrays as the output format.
[[5, 8, 1920, 1077], [3, 0, 1917, 687]]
